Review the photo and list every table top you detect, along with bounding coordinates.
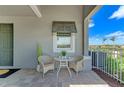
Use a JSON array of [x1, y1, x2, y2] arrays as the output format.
[[54, 56, 73, 61]]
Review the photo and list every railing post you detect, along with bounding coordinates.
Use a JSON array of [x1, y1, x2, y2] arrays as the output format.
[[116, 50, 119, 80], [101, 49, 103, 71], [105, 48, 107, 73], [111, 49, 113, 77], [106, 48, 108, 74], [101, 49, 104, 71], [110, 48, 112, 76], [90, 48, 93, 68], [97, 47, 99, 69], [103, 48, 106, 73], [120, 49, 122, 83], [92, 48, 94, 68], [113, 49, 115, 77]]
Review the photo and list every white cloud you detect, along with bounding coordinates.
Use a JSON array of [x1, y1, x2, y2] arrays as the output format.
[[115, 38, 124, 45], [89, 35, 102, 45], [88, 20, 95, 28], [105, 31, 124, 39], [89, 31, 124, 45], [109, 6, 124, 19]]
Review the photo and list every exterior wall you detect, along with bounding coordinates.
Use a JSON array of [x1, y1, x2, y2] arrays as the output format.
[[0, 6, 83, 68]]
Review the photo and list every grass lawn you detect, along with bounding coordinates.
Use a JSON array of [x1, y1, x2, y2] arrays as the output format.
[[105, 55, 124, 82]]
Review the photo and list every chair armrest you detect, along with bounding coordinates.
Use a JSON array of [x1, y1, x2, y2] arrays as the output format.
[[75, 59, 83, 64]]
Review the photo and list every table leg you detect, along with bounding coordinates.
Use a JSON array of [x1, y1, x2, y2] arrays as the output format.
[[67, 66, 72, 77], [57, 65, 61, 78], [57, 60, 72, 79]]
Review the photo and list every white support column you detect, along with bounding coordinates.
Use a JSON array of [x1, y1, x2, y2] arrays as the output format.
[[84, 18, 90, 56], [83, 18, 92, 71], [83, 6, 102, 56], [83, 6, 102, 71]]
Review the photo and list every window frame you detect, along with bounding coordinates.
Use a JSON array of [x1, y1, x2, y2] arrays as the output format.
[[53, 32, 75, 53]]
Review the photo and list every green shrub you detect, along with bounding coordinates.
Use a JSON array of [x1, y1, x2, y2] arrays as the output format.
[[61, 51, 67, 56]]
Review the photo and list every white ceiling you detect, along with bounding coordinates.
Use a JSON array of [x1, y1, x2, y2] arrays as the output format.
[[0, 5, 36, 16]]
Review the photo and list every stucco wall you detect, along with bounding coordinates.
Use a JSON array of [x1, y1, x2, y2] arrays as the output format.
[[0, 6, 83, 68]]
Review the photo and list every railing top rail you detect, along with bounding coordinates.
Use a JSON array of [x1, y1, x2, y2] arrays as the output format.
[[89, 47, 124, 51]]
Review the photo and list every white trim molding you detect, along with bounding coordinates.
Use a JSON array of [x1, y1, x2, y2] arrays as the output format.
[[85, 5, 102, 21]]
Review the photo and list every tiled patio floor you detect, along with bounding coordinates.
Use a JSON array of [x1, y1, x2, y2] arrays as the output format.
[[0, 69, 109, 87]]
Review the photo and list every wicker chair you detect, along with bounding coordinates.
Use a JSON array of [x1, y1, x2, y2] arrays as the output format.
[[69, 56, 84, 75], [38, 55, 55, 78]]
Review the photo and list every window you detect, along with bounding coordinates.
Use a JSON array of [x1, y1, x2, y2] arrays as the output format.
[[52, 21, 77, 53], [53, 32, 75, 52], [57, 32, 71, 48]]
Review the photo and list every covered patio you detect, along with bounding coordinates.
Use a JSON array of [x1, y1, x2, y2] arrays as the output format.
[[0, 5, 110, 87]]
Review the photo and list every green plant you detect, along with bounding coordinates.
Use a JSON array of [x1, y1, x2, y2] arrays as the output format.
[[61, 50, 67, 56], [37, 44, 42, 64]]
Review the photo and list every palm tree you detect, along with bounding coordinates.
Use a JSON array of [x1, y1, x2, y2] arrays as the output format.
[[110, 36, 116, 49], [110, 36, 115, 44]]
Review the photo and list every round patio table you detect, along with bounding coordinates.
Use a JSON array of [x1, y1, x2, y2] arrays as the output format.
[[54, 56, 73, 78]]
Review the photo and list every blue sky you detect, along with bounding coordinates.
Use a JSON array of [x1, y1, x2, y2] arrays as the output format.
[[89, 5, 124, 45]]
